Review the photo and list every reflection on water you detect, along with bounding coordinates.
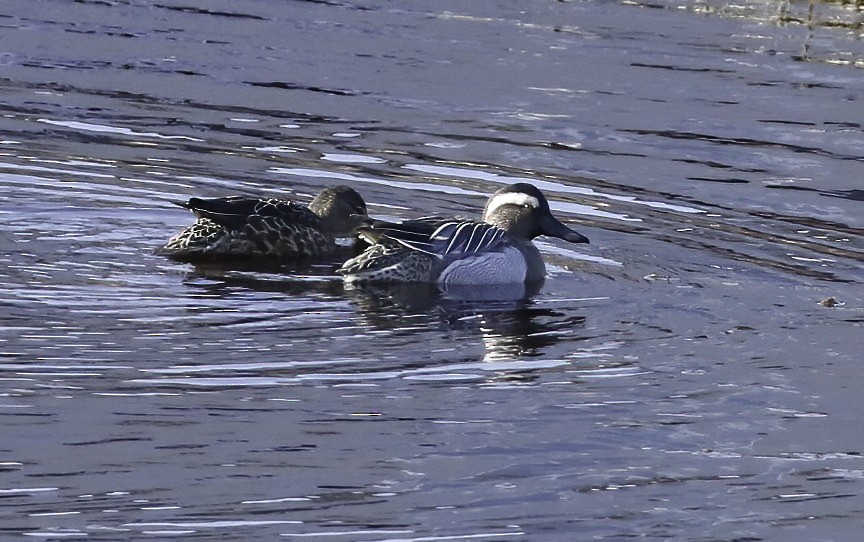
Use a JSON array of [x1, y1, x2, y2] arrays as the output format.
[[1, 0, 863, 540], [183, 270, 588, 365], [345, 279, 587, 362]]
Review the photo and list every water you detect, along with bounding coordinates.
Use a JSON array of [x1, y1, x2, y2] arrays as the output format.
[[1, 0, 863, 540]]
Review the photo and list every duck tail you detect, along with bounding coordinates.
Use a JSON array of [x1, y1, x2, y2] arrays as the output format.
[[168, 199, 193, 210]]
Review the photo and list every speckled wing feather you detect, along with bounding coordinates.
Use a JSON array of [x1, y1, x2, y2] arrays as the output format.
[[157, 217, 225, 255], [338, 241, 435, 281], [157, 196, 334, 259]]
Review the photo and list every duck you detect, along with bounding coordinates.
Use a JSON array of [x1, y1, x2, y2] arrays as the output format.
[[157, 185, 369, 261], [338, 183, 589, 284]]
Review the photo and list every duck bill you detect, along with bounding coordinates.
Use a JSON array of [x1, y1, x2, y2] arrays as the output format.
[[539, 214, 590, 244]]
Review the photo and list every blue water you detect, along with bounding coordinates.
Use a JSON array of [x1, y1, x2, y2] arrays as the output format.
[[1, 1, 863, 540]]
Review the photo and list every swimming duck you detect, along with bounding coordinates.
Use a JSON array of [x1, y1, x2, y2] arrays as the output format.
[[157, 185, 368, 260], [338, 183, 589, 284]]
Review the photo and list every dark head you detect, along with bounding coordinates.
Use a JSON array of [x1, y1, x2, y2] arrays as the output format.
[[309, 185, 370, 236], [482, 183, 589, 244]]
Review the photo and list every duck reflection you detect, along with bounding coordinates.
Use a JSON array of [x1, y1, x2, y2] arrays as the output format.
[[175, 247, 354, 299], [344, 280, 586, 362], [175, 260, 586, 364]]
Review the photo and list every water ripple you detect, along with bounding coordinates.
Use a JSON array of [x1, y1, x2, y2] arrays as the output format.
[[36, 119, 204, 142], [2, 1, 863, 540]]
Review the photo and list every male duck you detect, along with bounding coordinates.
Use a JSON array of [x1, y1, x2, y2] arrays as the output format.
[[157, 185, 368, 261], [338, 183, 589, 284]]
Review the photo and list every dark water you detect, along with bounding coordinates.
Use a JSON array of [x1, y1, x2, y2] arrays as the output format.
[[2, 1, 863, 540]]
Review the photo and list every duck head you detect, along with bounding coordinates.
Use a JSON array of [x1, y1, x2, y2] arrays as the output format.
[[482, 183, 589, 244], [309, 185, 370, 236]]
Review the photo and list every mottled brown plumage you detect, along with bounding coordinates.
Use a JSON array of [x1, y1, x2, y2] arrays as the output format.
[[157, 186, 368, 261]]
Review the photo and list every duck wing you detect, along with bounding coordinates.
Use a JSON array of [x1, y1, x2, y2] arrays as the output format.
[[359, 216, 447, 245], [365, 218, 508, 257], [427, 221, 509, 255], [179, 197, 318, 231]]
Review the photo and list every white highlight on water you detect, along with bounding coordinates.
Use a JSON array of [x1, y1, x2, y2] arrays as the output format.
[[37, 119, 203, 141]]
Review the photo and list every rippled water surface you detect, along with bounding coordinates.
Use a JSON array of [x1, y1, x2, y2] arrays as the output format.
[[2, 0, 863, 540]]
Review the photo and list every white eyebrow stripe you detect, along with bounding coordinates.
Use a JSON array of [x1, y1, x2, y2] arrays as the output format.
[[484, 192, 540, 219]]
